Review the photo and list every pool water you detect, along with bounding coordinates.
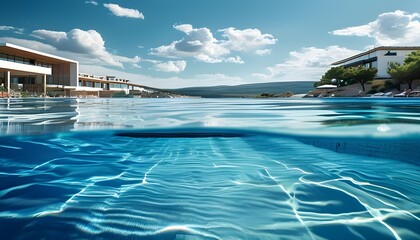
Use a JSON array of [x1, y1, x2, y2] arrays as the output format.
[[0, 98, 419, 240]]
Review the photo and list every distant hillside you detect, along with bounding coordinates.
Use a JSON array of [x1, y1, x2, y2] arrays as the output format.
[[171, 81, 316, 98]]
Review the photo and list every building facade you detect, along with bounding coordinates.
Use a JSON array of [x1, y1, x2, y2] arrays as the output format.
[[0, 42, 148, 97], [331, 46, 420, 79], [77, 73, 149, 97], [0, 42, 78, 96]]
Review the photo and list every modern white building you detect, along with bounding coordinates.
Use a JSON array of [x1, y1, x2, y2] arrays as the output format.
[[0, 42, 78, 96], [332, 46, 420, 79], [1, 42, 148, 97]]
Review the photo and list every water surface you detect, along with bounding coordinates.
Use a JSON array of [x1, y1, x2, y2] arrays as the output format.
[[0, 98, 419, 240]]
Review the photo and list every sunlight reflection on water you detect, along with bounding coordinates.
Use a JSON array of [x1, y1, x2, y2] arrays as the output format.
[[2, 98, 420, 137]]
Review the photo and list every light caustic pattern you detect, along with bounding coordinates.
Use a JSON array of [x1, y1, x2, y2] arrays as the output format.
[[0, 131, 418, 240]]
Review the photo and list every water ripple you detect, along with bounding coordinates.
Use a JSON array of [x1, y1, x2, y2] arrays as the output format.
[[0, 98, 419, 239]]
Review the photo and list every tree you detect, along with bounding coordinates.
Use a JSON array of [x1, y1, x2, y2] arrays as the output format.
[[315, 66, 347, 87], [388, 50, 420, 90], [345, 66, 377, 92], [388, 62, 409, 89]]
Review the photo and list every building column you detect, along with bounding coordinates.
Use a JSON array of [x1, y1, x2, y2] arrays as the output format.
[[6, 71, 10, 96], [43, 74, 47, 97]]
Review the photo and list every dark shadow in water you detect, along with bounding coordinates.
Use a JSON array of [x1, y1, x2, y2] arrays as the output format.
[[0, 217, 218, 240], [114, 132, 247, 138]]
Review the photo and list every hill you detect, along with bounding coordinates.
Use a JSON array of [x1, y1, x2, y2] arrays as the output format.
[[171, 81, 316, 98]]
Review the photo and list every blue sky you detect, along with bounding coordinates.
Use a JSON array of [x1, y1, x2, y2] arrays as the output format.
[[1, 0, 419, 88]]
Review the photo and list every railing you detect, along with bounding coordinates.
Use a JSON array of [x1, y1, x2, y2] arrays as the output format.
[[0, 52, 52, 68]]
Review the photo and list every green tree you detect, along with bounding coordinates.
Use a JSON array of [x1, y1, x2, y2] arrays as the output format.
[[345, 66, 377, 92], [315, 66, 347, 87], [388, 50, 420, 90], [388, 62, 409, 90]]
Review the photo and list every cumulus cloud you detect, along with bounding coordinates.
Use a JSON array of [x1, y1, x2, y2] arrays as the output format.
[[256, 49, 271, 56], [252, 46, 360, 81], [154, 60, 187, 73], [225, 56, 244, 64], [0, 25, 24, 34], [194, 54, 222, 63], [104, 3, 144, 19], [152, 24, 228, 62], [85, 1, 98, 5], [32, 29, 108, 56], [152, 24, 276, 64], [31, 29, 139, 68], [331, 10, 420, 46], [32, 29, 68, 43], [220, 28, 276, 53]]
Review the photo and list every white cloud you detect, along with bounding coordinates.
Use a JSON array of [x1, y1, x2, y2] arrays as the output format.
[[331, 10, 420, 46], [252, 46, 360, 81], [32, 28, 125, 67], [0, 36, 117, 67], [151, 24, 276, 64], [154, 60, 187, 73], [0, 25, 24, 34], [16, 29, 140, 68], [103, 3, 144, 19], [85, 1, 98, 6], [0, 37, 58, 52], [132, 63, 142, 69], [32, 29, 68, 43], [225, 56, 244, 64], [0, 26, 14, 31], [332, 25, 372, 37], [220, 28, 277, 53], [195, 54, 223, 63], [256, 49, 271, 56], [174, 24, 194, 33], [152, 24, 227, 61]]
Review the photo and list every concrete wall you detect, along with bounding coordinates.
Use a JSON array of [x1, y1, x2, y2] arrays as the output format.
[[376, 50, 414, 78], [70, 62, 78, 87]]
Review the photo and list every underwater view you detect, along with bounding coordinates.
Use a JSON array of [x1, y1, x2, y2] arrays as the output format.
[[0, 98, 419, 240]]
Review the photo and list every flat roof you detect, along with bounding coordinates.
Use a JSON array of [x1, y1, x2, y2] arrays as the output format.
[[0, 42, 78, 64], [332, 46, 420, 65]]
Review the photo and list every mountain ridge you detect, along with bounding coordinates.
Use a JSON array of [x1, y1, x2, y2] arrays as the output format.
[[170, 81, 316, 98]]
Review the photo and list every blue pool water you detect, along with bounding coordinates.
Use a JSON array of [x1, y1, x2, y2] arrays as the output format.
[[0, 98, 419, 240]]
